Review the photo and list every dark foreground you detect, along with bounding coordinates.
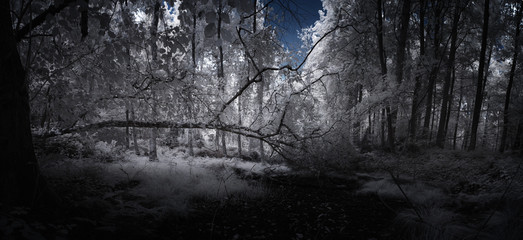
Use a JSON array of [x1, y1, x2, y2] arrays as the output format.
[[1, 173, 406, 240]]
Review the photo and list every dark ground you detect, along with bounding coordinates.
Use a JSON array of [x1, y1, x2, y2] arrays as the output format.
[[1, 173, 408, 240]]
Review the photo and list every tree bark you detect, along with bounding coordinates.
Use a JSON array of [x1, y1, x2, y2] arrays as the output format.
[[387, 0, 411, 150], [500, 1, 522, 152], [409, 0, 425, 142], [453, 82, 463, 150], [376, 0, 388, 150], [218, 0, 227, 156], [436, 1, 461, 148], [422, 1, 443, 140], [0, 1, 52, 206], [148, 1, 161, 161], [131, 103, 140, 155], [468, 0, 490, 151]]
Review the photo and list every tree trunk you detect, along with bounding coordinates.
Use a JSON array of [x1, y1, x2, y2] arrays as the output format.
[[131, 103, 140, 155], [500, 1, 522, 152], [376, 0, 389, 150], [238, 93, 242, 156], [409, 0, 425, 142], [125, 106, 130, 149], [444, 67, 456, 146], [148, 1, 161, 161], [0, 1, 52, 206], [469, 0, 490, 151], [514, 120, 522, 150], [217, 0, 227, 156], [482, 99, 490, 148], [188, 7, 198, 157], [453, 82, 463, 150], [422, 1, 443, 140], [436, 1, 461, 148], [386, 0, 411, 150]]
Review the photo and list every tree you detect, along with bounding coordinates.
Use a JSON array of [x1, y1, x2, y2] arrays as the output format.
[[499, 0, 522, 152], [409, 0, 426, 142], [436, 1, 462, 148], [388, 0, 411, 150], [0, 0, 79, 206], [469, 0, 490, 151]]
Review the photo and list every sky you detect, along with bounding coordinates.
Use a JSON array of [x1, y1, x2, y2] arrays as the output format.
[[271, 0, 324, 50]]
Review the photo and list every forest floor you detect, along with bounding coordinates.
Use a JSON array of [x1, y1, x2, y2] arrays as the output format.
[[1, 137, 523, 239]]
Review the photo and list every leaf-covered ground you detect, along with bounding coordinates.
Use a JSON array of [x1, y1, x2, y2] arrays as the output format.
[[1, 138, 522, 239]]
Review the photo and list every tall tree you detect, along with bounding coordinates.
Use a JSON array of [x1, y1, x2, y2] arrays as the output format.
[[148, 1, 161, 162], [499, 0, 522, 152], [422, 0, 444, 140], [409, 0, 426, 141], [436, 1, 462, 148], [376, 0, 388, 149], [469, 0, 490, 151], [0, 0, 63, 206], [388, 0, 411, 149]]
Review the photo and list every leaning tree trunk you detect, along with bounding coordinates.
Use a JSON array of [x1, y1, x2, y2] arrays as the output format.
[[469, 0, 490, 151], [0, 1, 51, 206], [500, 1, 522, 152]]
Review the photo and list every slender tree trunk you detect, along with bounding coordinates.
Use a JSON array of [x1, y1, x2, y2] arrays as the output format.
[[125, 106, 130, 149], [376, 0, 389, 150], [386, 0, 411, 150], [500, 1, 522, 152], [482, 99, 490, 148], [429, 83, 437, 142], [0, 1, 52, 206], [436, 1, 461, 148], [377, 0, 387, 76], [453, 83, 463, 150], [469, 0, 490, 151], [409, 0, 425, 142], [422, 1, 443, 140], [238, 94, 242, 156], [217, 0, 227, 156], [148, 1, 161, 161], [131, 103, 140, 155], [445, 68, 456, 145], [188, 7, 198, 157], [514, 120, 522, 150]]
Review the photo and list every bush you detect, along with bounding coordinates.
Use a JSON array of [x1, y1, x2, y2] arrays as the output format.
[[36, 133, 94, 158]]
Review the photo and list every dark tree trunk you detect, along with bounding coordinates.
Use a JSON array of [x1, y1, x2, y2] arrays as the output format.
[[436, 1, 461, 148], [0, 1, 52, 206], [469, 0, 490, 151], [125, 107, 130, 149], [409, 0, 425, 142], [453, 83, 463, 150], [386, 0, 411, 150], [500, 1, 522, 152], [376, 0, 389, 150], [218, 0, 227, 156], [148, 1, 161, 161], [514, 120, 522, 150], [131, 103, 140, 155], [422, 0, 443, 140]]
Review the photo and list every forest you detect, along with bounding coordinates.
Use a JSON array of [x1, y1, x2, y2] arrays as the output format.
[[1, 0, 522, 239]]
